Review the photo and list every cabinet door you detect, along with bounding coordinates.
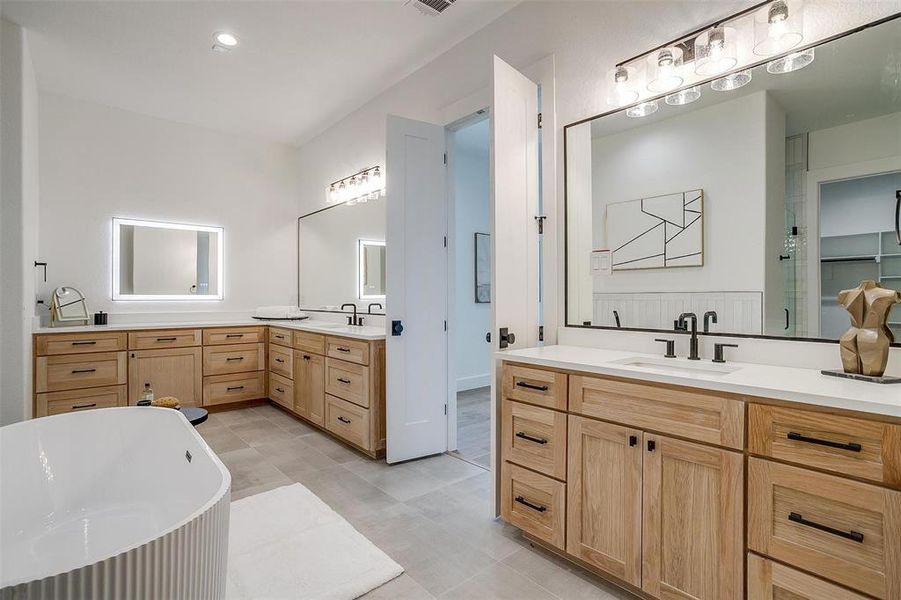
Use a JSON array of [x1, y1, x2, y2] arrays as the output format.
[[295, 352, 324, 425], [642, 434, 743, 600], [566, 416, 642, 587], [128, 347, 202, 407]]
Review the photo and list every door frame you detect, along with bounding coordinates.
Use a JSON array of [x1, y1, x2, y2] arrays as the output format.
[[444, 108, 491, 453]]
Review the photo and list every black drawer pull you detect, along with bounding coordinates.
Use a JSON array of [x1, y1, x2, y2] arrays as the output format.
[[515, 431, 548, 445], [226, 334, 243, 338], [226, 356, 244, 361], [337, 377, 352, 384], [275, 387, 285, 393], [71, 340, 97, 346], [787, 432, 861, 452], [515, 381, 549, 392], [303, 355, 311, 360], [337, 416, 352, 424], [226, 385, 245, 391], [71, 403, 97, 409], [71, 368, 96, 374], [275, 358, 285, 363], [336, 347, 351, 353], [156, 337, 177, 342], [788, 512, 864, 543], [274, 334, 286, 339], [514, 496, 547, 513]]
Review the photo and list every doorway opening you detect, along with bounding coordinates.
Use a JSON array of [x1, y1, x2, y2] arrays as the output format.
[[447, 112, 490, 469]]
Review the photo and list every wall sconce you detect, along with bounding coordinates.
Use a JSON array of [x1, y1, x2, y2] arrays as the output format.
[[327, 166, 384, 205]]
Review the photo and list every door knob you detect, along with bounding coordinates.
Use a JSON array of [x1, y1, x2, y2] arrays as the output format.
[[498, 327, 516, 349], [391, 320, 404, 336], [485, 332, 491, 343]]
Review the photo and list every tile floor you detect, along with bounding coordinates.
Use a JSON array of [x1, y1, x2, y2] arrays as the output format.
[[454, 387, 490, 468], [198, 403, 638, 599]]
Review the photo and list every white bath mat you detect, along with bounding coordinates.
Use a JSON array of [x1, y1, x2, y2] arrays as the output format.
[[227, 483, 403, 599]]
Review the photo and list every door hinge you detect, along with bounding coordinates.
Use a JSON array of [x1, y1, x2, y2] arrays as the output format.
[[535, 215, 547, 234], [538, 325, 544, 342], [443, 236, 447, 248], [443, 152, 447, 165], [444, 404, 448, 415], [444, 320, 447, 331], [537, 112, 542, 129]]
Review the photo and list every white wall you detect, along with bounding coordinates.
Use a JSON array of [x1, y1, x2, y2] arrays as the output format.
[[37, 93, 301, 317], [821, 171, 901, 238], [1, 19, 40, 425], [763, 93, 787, 335], [589, 92, 770, 294], [294, 1, 901, 371], [453, 120, 490, 391]]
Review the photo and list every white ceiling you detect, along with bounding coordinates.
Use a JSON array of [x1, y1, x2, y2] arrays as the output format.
[[1, 0, 517, 146]]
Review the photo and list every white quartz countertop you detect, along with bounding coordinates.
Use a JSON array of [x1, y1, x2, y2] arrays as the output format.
[[498, 345, 901, 418], [33, 319, 387, 340]]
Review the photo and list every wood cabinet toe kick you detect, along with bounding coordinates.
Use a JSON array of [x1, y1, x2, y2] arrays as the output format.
[[498, 359, 901, 600]]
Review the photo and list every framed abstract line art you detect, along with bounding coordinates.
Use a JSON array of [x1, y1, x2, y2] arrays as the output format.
[[606, 189, 704, 271], [474, 232, 490, 303]]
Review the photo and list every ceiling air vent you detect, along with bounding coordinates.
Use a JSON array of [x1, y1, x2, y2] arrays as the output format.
[[407, 0, 456, 16]]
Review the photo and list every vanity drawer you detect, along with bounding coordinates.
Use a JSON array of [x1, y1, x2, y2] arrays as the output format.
[[202, 343, 264, 375], [128, 329, 202, 350], [269, 345, 294, 379], [268, 372, 294, 409], [501, 461, 566, 550], [748, 458, 901, 599], [326, 337, 369, 366], [747, 553, 869, 600], [502, 363, 568, 411], [749, 403, 901, 487], [36, 351, 127, 393], [203, 326, 264, 346], [569, 374, 744, 449], [35, 331, 127, 356], [325, 358, 369, 408], [36, 385, 127, 417], [203, 372, 266, 406], [294, 331, 325, 355], [324, 394, 371, 449], [269, 327, 294, 348], [501, 400, 566, 480]]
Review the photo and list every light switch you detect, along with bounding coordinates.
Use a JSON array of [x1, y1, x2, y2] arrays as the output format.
[[591, 250, 612, 275]]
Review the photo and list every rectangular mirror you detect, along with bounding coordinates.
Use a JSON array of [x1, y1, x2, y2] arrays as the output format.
[[565, 16, 901, 343], [298, 199, 386, 313], [112, 218, 223, 300]]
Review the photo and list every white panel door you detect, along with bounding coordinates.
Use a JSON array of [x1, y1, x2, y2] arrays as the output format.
[[491, 56, 539, 351], [385, 115, 448, 464], [490, 57, 539, 511]]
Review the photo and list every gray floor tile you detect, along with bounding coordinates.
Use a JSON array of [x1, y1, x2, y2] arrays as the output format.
[[439, 562, 558, 600], [503, 546, 634, 599], [361, 574, 435, 599]]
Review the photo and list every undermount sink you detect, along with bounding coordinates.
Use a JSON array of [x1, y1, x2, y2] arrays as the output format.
[[611, 356, 740, 378]]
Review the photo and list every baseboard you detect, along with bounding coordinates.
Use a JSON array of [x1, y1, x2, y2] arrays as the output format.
[[456, 374, 490, 392]]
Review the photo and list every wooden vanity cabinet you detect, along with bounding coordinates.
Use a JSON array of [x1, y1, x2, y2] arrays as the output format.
[[294, 350, 324, 425], [128, 346, 203, 406]]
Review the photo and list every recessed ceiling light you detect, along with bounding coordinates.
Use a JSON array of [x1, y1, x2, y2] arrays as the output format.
[[212, 31, 239, 52]]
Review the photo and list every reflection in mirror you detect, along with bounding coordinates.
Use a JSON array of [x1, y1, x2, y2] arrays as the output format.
[[112, 218, 223, 300], [565, 17, 900, 343], [298, 199, 386, 313], [359, 240, 386, 299]]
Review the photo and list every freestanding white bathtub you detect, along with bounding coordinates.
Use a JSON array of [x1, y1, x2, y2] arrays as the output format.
[[0, 407, 231, 599]]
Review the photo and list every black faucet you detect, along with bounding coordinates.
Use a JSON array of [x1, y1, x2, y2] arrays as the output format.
[[703, 310, 718, 333], [367, 302, 383, 314], [677, 312, 700, 360], [341, 303, 362, 326]]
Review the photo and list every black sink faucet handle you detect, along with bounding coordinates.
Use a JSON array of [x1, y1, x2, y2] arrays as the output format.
[[713, 343, 738, 364], [654, 338, 676, 358]]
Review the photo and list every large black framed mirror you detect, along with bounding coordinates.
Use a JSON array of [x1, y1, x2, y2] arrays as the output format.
[[564, 14, 901, 346]]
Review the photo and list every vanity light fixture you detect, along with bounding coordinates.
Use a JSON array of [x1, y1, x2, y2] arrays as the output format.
[[711, 69, 752, 91], [767, 47, 814, 73], [694, 26, 738, 76], [646, 47, 684, 93], [606, 65, 640, 107], [212, 31, 239, 52], [665, 86, 701, 106], [626, 100, 659, 118], [753, 0, 804, 56], [327, 166, 385, 205]]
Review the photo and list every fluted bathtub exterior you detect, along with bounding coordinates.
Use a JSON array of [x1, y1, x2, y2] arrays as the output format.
[[0, 408, 231, 600]]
